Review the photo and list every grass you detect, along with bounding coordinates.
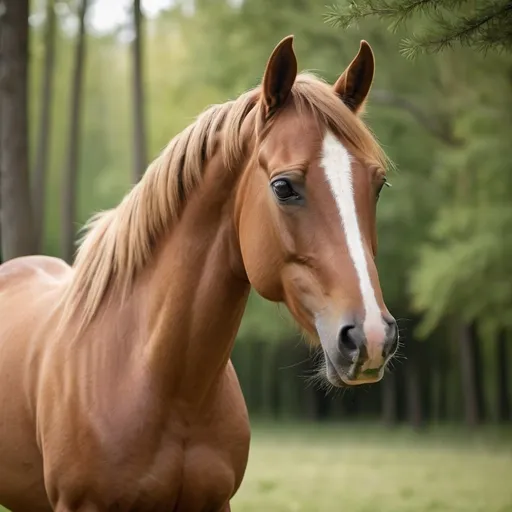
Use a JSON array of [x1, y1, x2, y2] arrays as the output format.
[[231, 422, 512, 512], [1, 423, 511, 512]]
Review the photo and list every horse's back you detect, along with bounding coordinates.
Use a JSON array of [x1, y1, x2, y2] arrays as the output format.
[[0, 254, 71, 289], [0, 255, 71, 336], [0, 255, 70, 512]]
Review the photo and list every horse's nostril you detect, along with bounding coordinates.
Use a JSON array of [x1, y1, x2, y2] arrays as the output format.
[[382, 319, 399, 357], [338, 324, 358, 353]]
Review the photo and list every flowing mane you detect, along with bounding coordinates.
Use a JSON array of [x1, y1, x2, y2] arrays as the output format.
[[61, 73, 390, 332]]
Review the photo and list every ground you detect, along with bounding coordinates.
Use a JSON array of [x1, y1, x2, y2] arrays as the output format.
[[231, 422, 512, 512], [1, 423, 511, 512]]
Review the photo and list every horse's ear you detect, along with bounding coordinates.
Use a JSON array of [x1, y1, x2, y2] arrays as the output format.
[[261, 35, 297, 119], [333, 40, 375, 114]]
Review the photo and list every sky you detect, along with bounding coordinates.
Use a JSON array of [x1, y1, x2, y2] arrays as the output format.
[[89, 0, 173, 33]]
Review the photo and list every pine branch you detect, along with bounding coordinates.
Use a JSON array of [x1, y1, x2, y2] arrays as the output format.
[[400, 1, 512, 57], [324, 1, 399, 30], [325, 0, 512, 56], [325, 0, 465, 31]]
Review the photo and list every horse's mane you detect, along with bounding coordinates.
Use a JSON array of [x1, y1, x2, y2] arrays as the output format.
[[61, 73, 390, 332]]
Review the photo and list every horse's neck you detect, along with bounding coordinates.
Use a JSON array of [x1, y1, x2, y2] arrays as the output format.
[[134, 155, 250, 406]]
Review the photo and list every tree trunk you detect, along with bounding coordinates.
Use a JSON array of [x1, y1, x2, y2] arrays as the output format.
[[0, 78, 1, 263], [250, 340, 264, 415], [437, 365, 448, 422], [381, 372, 398, 426], [458, 321, 483, 427], [0, 0, 36, 260], [271, 343, 281, 419], [132, 0, 147, 182], [260, 341, 273, 418], [343, 389, 359, 419], [496, 328, 510, 422], [312, 385, 331, 421], [303, 352, 320, 420], [420, 354, 432, 423], [33, 0, 56, 251], [406, 355, 423, 430], [61, 0, 88, 263], [470, 322, 486, 421]]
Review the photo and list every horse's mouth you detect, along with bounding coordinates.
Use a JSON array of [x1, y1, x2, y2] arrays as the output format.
[[323, 350, 385, 387]]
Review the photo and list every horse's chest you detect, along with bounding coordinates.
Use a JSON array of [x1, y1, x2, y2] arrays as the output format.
[[121, 442, 238, 510], [149, 442, 240, 510], [40, 357, 250, 510], [43, 383, 250, 511], [45, 434, 242, 511], [130, 416, 248, 509]]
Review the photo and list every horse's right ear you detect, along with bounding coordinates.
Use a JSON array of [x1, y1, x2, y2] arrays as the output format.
[[261, 35, 297, 120]]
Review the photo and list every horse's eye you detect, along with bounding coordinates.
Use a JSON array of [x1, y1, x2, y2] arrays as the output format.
[[271, 179, 298, 201]]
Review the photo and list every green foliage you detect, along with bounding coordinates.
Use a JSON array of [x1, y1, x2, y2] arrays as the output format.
[[409, 50, 512, 335], [326, 0, 512, 57], [27, 0, 512, 346], [237, 291, 297, 343]]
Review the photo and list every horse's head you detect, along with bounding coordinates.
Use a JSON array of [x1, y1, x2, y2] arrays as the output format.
[[236, 36, 398, 386]]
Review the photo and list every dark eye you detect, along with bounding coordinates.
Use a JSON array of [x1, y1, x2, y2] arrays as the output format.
[[271, 178, 300, 202]]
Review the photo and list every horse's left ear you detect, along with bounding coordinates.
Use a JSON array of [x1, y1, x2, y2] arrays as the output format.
[[261, 35, 297, 119], [333, 40, 375, 114]]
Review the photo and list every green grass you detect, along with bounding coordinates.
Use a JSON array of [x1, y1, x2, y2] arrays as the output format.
[[232, 422, 512, 512], [1, 423, 511, 512]]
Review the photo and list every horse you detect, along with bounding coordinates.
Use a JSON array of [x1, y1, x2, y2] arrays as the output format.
[[0, 35, 398, 511]]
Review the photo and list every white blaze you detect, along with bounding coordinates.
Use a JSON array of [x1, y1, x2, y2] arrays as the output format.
[[320, 131, 386, 355]]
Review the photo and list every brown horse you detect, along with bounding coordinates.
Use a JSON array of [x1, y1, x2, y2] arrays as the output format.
[[0, 36, 398, 511]]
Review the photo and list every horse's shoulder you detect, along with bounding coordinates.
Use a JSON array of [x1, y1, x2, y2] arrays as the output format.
[[0, 255, 71, 289]]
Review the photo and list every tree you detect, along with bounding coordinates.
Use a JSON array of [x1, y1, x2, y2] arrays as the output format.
[[61, 0, 88, 263], [131, 0, 147, 183], [381, 372, 398, 426], [457, 322, 485, 426], [325, 0, 512, 57], [496, 329, 510, 422], [0, 0, 36, 261], [33, 0, 57, 251]]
